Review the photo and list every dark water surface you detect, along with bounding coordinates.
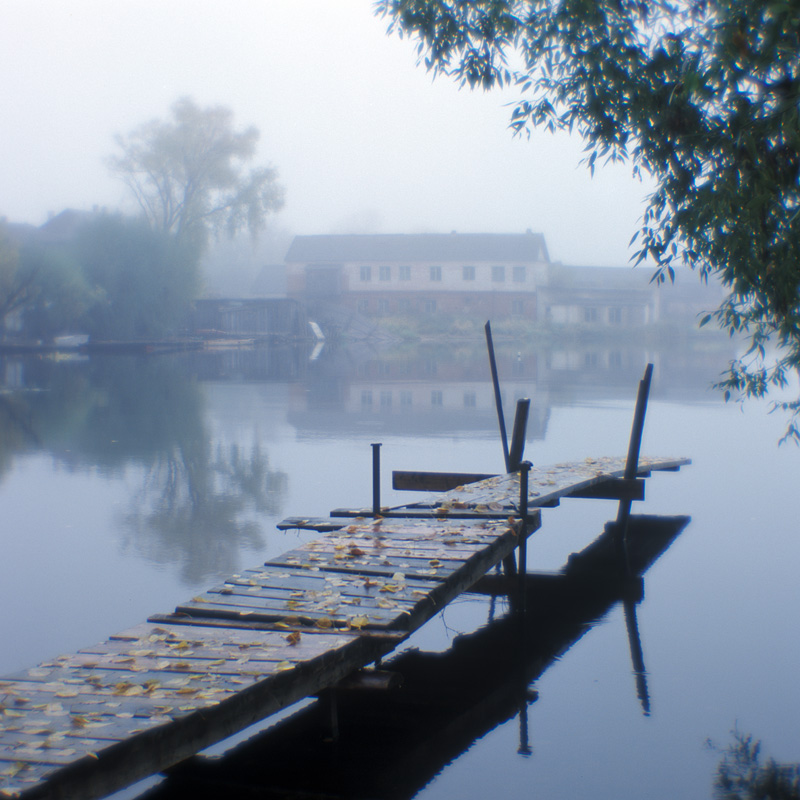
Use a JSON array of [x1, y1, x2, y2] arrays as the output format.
[[0, 338, 797, 798]]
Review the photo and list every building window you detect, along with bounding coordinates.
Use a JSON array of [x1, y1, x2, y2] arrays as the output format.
[[492, 265, 505, 282], [379, 265, 391, 281], [360, 265, 371, 281], [361, 390, 373, 406], [400, 390, 413, 407], [423, 298, 437, 313], [398, 298, 412, 313], [377, 298, 390, 315], [512, 299, 525, 316], [430, 265, 442, 282], [380, 391, 392, 408], [584, 307, 598, 323], [513, 266, 526, 283], [463, 392, 476, 408], [463, 265, 475, 281], [609, 307, 623, 324], [431, 390, 443, 407], [398, 265, 411, 281], [357, 298, 369, 314]]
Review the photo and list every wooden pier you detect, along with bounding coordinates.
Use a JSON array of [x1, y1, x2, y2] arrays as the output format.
[[148, 514, 691, 800], [0, 360, 689, 800]]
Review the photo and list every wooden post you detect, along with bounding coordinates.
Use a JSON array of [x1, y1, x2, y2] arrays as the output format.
[[371, 442, 382, 518], [508, 398, 531, 472], [623, 363, 654, 481], [615, 363, 654, 569], [517, 461, 531, 615], [485, 321, 510, 471]]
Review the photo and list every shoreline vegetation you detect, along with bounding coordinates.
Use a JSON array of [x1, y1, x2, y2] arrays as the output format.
[[0, 314, 726, 354]]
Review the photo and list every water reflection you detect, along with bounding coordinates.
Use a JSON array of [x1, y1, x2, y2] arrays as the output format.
[[0, 354, 288, 582], [122, 440, 286, 583], [275, 337, 733, 448], [140, 513, 689, 800], [711, 729, 800, 800]]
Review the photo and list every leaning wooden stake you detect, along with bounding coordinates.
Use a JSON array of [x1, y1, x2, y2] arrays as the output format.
[[485, 321, 510, 471], [616, 363, 654, 569]]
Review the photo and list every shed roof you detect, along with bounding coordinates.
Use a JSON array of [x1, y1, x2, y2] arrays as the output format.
[[285, 232, 549, 264]]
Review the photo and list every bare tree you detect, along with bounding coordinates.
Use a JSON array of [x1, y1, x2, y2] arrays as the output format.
[[109, 97, 285, 251]]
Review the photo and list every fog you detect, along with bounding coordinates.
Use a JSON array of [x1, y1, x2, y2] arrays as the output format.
[[1, 0, 654, 266]]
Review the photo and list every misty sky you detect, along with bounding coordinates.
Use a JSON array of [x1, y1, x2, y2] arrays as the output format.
[[1, 1, 655, 266]]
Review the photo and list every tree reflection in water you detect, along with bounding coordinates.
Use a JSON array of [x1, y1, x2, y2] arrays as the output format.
[[712, 729, 800, 800], [0, 354, 288, 584], [123, 439, 287, 584]]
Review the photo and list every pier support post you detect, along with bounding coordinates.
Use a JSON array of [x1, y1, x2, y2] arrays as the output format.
[[508, 398, 531, 473], [517, 461, 532, 615], [371, 442, 382, 518]]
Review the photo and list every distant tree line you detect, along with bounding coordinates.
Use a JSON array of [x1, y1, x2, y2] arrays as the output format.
[[0, 213, 198, 340], [0, 97, 284, 342]]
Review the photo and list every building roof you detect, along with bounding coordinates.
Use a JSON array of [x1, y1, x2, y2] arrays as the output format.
[[285, 232, 550, 264], [36, 209, 96, 242]]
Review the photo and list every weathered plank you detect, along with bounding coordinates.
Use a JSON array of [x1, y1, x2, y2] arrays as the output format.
[[0, 623, 395, 800]]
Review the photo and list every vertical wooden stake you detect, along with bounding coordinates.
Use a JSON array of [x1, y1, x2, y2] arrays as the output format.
[[371, 442, 382, 518], [517, 461, 531, 616], [508, 398, 531, 473]]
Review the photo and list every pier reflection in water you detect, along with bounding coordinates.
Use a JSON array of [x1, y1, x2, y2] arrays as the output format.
[[0, 333, 798, 799], [143, 514, 688, 800]]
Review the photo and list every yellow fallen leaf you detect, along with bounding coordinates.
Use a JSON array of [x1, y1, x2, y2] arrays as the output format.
[[0, 761, 28, 778], [276, 661, 294, 672], [349, 615, 369, 629]]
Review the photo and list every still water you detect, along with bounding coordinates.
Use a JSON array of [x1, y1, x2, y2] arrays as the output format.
[[0, 337, 798, 798]]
